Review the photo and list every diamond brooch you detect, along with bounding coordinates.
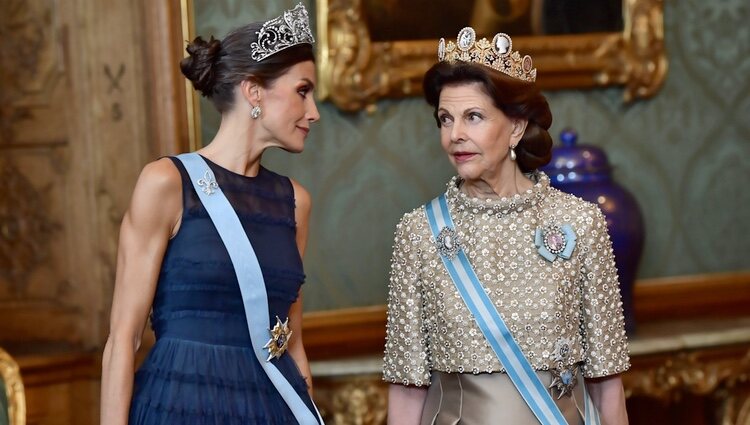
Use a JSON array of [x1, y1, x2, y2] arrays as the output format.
[[264, 316, 293, 361], [534, 223, 577, 262], [436, 226, 461, 259], [552, 338, 573, 362], [196, 170, 218, 195]]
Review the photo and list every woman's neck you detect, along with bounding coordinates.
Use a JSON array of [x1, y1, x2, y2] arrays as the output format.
[[199, 113, 265, 178], [461, 164, 534, 200]]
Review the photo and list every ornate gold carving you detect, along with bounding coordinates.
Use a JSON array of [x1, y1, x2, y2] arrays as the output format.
[[719, 385, 750, 425], [331, 380, 387, 425], [0, 348, 26, 425], [622, 347, 750, 401], [314, 376, 388, 425], [621, 0, 668, 101], [317, 0, 667, 111]]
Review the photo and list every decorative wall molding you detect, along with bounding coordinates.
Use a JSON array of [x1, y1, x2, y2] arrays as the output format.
[[633, 272, 750, 322], [14, 349, 98, 425]]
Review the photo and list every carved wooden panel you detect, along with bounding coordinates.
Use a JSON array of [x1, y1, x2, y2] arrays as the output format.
[[0, 0, 81, 345], [0, 0, 151, 348]]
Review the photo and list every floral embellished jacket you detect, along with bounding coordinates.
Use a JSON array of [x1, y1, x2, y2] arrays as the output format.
[[382, 172, 630, 387]]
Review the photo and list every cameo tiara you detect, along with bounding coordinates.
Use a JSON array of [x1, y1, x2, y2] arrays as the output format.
[[438, 27, 537, 82], [250, 3, 315, 62]]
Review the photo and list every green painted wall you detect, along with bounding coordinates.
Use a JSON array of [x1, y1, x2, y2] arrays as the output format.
[[194, 0, 750, 311]]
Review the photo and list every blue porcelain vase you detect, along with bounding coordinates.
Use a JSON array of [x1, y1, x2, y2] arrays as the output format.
[[540, 129, 643, 334]]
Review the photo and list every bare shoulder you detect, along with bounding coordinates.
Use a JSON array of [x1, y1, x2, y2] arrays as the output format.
[[136, 157, 181, 192], [127, 158, 182, 226], [289, 178, 311, 215]]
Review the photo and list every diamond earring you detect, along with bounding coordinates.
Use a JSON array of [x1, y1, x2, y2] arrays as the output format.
[[509, 144, 517, 161], [251, 105, 262, 119]]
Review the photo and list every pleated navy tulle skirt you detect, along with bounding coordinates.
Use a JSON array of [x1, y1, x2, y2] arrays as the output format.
[[129, 156, 318, 424]]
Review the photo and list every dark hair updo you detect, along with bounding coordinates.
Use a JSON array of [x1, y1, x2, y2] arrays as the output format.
[[180, 23, 315, 113], [423, 61, 553, 173]]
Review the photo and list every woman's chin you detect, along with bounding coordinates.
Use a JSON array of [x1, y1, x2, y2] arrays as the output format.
[[454, 165, 482, 182], [277, 140, 305, 154]]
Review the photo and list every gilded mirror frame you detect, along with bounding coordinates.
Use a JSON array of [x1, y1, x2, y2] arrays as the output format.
[[0, 348, 25, 425], [316, 0, 667, 111]]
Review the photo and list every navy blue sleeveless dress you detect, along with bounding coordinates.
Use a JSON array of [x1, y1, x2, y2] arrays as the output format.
[[129, 156, 318, 424]]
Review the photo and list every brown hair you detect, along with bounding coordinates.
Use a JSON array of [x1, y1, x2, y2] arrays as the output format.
[[180, 23, 315, 113], [423, 61, 553, 173]]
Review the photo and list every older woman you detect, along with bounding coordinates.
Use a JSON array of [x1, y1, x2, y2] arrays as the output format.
[[383, 28, 630, 425]]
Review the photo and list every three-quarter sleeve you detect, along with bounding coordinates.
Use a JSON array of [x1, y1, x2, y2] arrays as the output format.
[[382, 213, 431, 387], [580, 206, 631, 378]]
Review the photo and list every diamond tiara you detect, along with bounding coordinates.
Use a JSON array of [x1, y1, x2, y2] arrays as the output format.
[[438, 27, 537, 83], [250, 3, 315, 62]]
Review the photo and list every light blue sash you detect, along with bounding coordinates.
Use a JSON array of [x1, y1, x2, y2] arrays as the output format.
[[177, 153, 322, 425], [425, 194, 600, 425]]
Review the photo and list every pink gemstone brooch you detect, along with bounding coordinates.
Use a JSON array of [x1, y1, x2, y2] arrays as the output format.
[[534, 223, 577, 262]]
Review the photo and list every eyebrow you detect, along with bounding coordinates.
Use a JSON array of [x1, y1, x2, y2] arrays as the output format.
[[437, 106, 485, 114]]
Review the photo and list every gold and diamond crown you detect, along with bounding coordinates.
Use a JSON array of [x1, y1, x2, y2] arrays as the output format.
[[438, 27, 537, 82], [250, 3, 315, 62]]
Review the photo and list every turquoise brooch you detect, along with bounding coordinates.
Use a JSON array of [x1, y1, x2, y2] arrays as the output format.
[[535, 223, 576, 262]]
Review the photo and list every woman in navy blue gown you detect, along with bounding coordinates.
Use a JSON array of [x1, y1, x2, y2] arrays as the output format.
[[100, 4, 322, 424]]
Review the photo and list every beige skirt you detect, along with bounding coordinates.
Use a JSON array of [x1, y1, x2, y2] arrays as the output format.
[[421, 371, 586, 425]]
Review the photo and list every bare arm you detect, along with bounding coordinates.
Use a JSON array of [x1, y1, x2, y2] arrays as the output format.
[[100, 159, 182, 425], [388, 384, 428, 425], [287, 179, 314, 396], [586, 374, 628, 425]]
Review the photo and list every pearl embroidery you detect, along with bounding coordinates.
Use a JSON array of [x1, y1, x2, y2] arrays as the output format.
[[383, 172, 630, 386]]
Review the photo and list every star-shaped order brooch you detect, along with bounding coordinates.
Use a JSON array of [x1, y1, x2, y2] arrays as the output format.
[[549, 366, 578, 399], [549, 337, 577, 398], [534, 223, 576, 262], [264, 316, 293, 361]]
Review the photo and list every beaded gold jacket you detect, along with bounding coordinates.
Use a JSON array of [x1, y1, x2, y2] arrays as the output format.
[[382, 173, 630, 387]]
